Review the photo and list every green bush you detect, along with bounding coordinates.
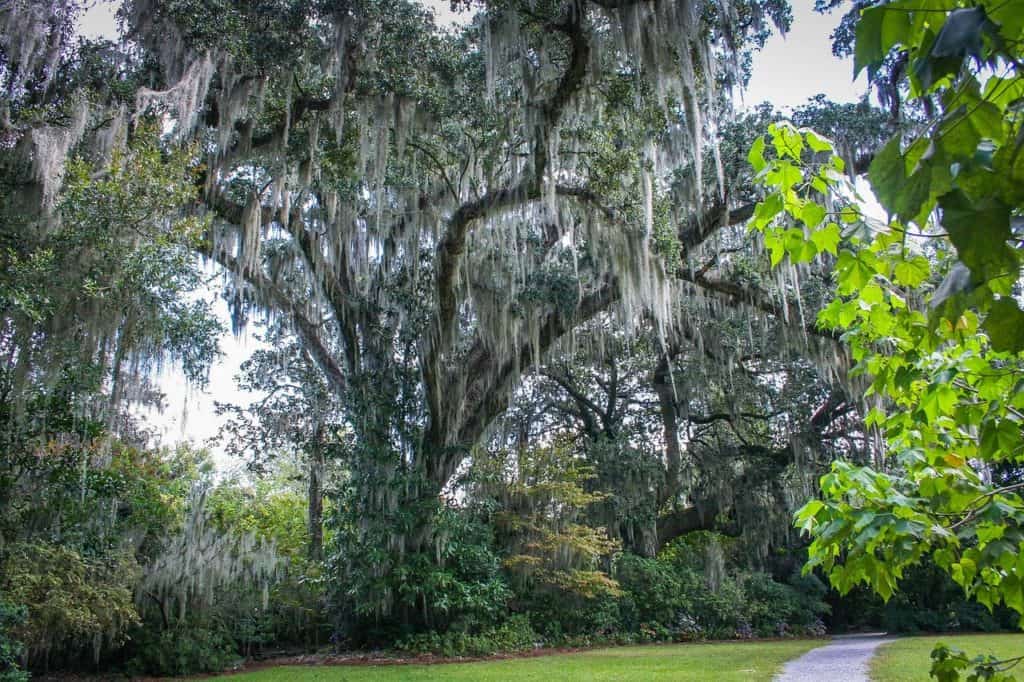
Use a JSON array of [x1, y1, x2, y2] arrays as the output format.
[[330, 501, 512, 645], [1, 542, 140, 668], [614, 551, 830, 642], [395, 615, 537, 657], [741, 572, 829, 637], [0, 600, 28, 682], [688, 573, 748, 638], [519, 578, 622, 641], [615, 554, 688, 631], [127, 625, 239, 676]]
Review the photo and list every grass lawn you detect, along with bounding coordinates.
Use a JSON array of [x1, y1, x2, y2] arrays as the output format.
[[221, 640, 822, 681], [871, 633, 1024, 681]]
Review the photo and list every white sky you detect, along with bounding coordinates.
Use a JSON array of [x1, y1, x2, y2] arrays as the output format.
[[743, 3, 869, 109], [83, 1, 869, 466]]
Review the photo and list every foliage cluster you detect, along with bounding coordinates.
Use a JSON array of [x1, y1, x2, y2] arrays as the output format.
[[752, 116, 1024, 672], [752, 0, 1024, 613], [0, 600, 28, 682], [385, 545, 831, 657], [323, 441, 831, 656], [749, 1, 1024, 676], [829, 559, 1019, 635], [0, 394, 326, 675], [127, 624, 240, 677], [2, 542, 139, 667], [395, 615, 538, 658], [9, 0, 1014, 678]]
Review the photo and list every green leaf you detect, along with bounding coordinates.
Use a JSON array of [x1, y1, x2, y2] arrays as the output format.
[[801, 202, 827, 228], [868, 137, 905, 216], [991, 136, 1024, 207], [836, 249, 877, 295], [1004, 574, 1024, 614], [940, 190, 1017, 289], [748, 135, 767, 173], [982, 76, 1024, 111], [771, 122, 805, 160], [765, 160, 802, 189], [854, 7, 886, 77], [976, 523, 1005, 545], [952, 556, 977, 587], [894, 255, 931, 287], [980, 416, 1023, 459], [938, 98, 1005, 160], [838, 206, 861, 224], [989, 0, 1024, 42], [753, 193, 784, 229], [894, 166, 934, 224], [985, 298, 1024, 353], [784, 228, 817, 263], [860, 282, 885, 306], [805, 130, 834, 153], [810, 222, 842, 256], [921, 384, 958, 421]]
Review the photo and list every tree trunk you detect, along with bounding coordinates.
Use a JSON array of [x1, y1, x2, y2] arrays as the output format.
[[653, 352, 682, 510], [307, 423, 325, 561]]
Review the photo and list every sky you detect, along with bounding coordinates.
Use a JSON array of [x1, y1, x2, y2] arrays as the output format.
[[81, 1, 871, 467], [743, 4, 869, 109]]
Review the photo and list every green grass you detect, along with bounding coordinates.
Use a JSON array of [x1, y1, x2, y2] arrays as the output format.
[[871, 633, 1024, 681], [222, 640, 822, 681]]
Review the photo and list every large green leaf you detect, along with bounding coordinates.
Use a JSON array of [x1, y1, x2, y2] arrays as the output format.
[[868, 137, 905, 216], [854, 7, 887, 78], [942, 109, 1003, 161], [931, 7, 991, 61], [988, 0, 1024, 40], [985, 298, 1024, 352], [939, 190, 1017, 288]]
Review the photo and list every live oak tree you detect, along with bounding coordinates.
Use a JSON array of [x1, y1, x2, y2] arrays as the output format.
[[4, 0, 899, 628]]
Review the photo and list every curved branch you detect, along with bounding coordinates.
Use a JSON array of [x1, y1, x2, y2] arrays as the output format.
[[210, 247, 347, 399], [432, 4, 593, 358]]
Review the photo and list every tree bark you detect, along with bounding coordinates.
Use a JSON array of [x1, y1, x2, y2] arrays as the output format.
[[655, 499, 722, 551], [653, 351, 683, 511], [307, 423, 325, 562]]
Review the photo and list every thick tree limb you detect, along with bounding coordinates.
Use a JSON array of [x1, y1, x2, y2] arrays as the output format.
[[678, 201, 757, 255], [423, 279, 618, 487], [656, 499, 721, 549]]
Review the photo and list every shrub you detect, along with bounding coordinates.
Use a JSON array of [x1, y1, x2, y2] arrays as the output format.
[[613, 550, 831, 642], [1, 542, 139, 667], [0, 600, 28, 682], [688, 573, 748, 638], [395, 615, 537, 657], [741, 571, 830, 637], [330, 502, 512, 645], [127, 624, 239, 676], [524, 585, 623, 641], [615, 554, 688, 631]]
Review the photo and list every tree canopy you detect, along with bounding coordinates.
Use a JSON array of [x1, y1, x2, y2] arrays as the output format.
[[9, 0, 1024, 678]]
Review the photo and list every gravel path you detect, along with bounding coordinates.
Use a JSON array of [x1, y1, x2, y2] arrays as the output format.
[[775, 634, 895, 682]]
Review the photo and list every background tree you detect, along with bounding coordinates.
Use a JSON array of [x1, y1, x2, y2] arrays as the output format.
[[216, 326, 346, 561]]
